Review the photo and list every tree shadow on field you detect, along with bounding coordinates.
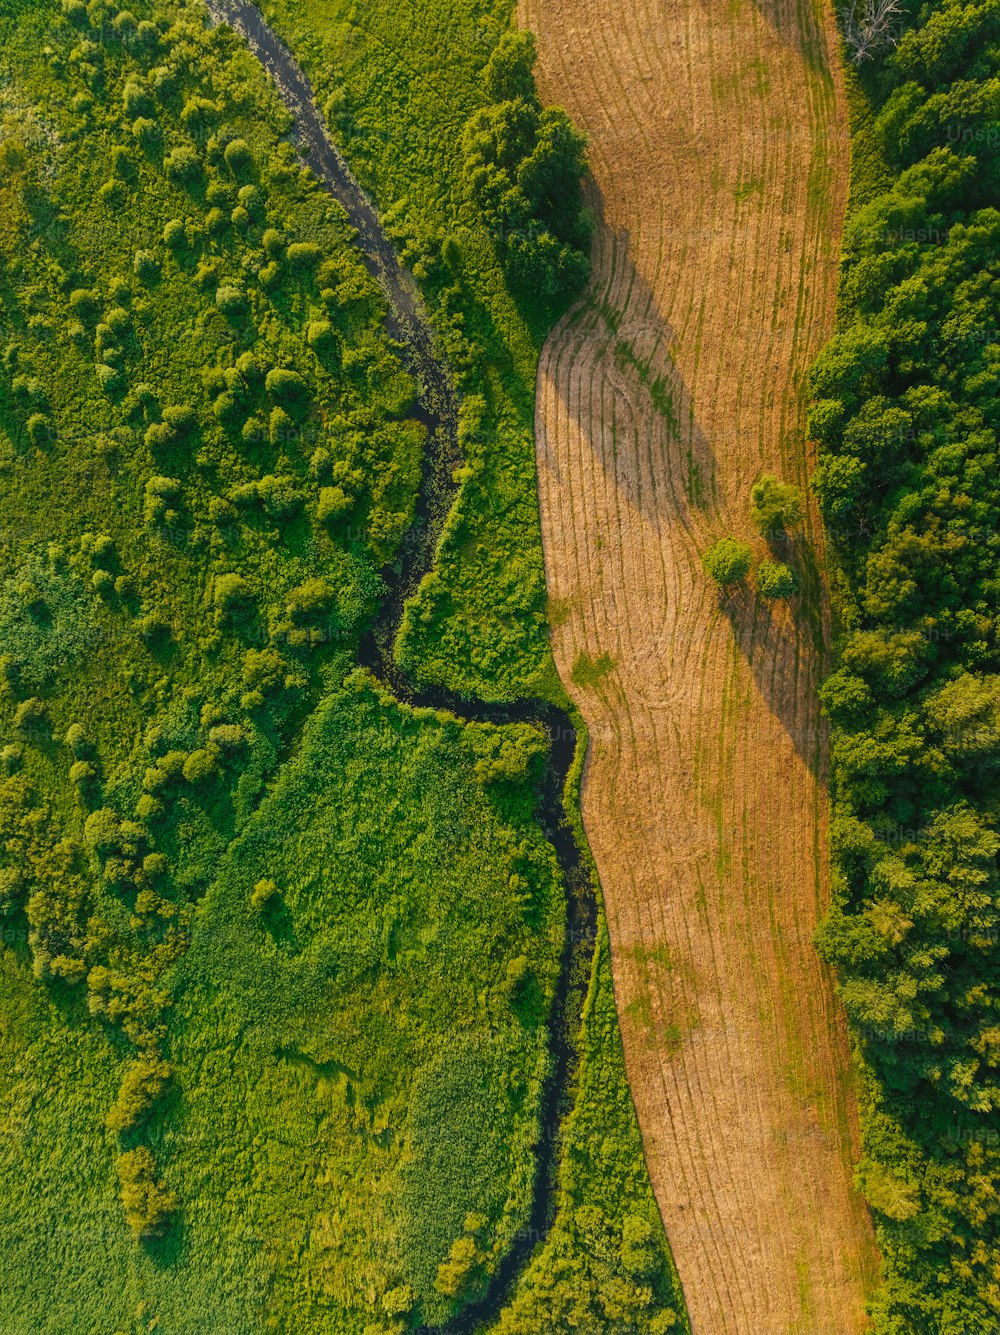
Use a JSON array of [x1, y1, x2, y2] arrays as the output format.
[[747, 0, 835, 72], [720, 574, 829, 777], [542, 187, 829, 775], [540, 191, 719, 537]]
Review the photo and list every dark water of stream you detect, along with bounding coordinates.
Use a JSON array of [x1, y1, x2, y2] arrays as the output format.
[[204, 4, 598, 1328]]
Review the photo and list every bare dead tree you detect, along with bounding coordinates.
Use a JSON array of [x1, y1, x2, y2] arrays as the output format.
[[840, 0, 904, 64]]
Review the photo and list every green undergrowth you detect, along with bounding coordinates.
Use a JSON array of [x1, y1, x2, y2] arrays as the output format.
[[811, 7, 1000, 1330], [482, 717, 689, 1335], [257, 0, 585, 704], [0, 0, 686, 1330]]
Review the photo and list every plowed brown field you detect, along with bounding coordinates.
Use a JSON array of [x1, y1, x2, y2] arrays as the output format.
[[520, 0, 880, 1329]]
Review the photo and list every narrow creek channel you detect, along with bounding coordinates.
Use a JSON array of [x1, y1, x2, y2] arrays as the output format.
[[203, 3, 598, 1329]]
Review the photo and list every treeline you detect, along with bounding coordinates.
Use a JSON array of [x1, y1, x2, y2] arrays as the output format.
[[810, 3, 1000, 1329]]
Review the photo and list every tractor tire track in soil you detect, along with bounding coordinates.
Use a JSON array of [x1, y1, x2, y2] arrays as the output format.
[[521, 0, 880, 1329]]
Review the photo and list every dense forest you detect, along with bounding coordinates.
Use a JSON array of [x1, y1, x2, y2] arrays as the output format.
[[0, 0, 686, 1330], [811, 1, 1000, 1328]]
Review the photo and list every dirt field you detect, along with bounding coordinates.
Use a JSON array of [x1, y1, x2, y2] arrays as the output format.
[[519, 0, 880, 1329]]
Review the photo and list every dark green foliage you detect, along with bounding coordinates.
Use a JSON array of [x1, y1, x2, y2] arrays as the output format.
[[810, 5, 1000, 1325], [462, 34, 590, 304]]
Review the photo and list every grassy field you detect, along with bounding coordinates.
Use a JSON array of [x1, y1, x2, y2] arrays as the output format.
[[0, 0, 684, 1330]]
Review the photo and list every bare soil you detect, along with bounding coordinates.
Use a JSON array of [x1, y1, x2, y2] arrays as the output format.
[[519, 0, 880, 1328]]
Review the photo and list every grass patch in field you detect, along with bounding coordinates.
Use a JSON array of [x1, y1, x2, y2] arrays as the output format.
[[570, 649, 615, 689]]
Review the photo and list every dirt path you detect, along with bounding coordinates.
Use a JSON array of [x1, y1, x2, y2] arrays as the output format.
[[520, 0, 879, 1329]]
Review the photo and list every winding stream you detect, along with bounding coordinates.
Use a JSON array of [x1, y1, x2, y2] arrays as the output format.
[[204, 2, 597, 1329]]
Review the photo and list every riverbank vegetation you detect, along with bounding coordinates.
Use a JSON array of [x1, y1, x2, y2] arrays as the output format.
[[0, 0, 683, 1330], [812, 4, 1000, 1327]]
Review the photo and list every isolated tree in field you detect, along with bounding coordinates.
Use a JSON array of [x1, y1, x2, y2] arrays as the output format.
[[749, 473, 803, 540], [756, 559, 799, 599], [702, 537, 752, 587]]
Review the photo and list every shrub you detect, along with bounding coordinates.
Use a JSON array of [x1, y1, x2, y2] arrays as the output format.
[[317, 486, 351, 523], [144, 421, 176, 453], [162, 218, 185, 249], [307, 319, 334, 350], [206, 207, 227, 237], [250, 877, 279, 912], [237, 184, 263, 217], [182, 748, 218, 784], [135, 19, 158, 52], [264, 367, 308, 406], [162, 404, 196, 435], [104, 306, 130, 336], [135, 793, 161, 821], [0, 745, 22, 775], [235, 351, 266, 384], [133, 249, 159, 283], [69, 759, 97, 785], [213, 572, 253, 623], [111, 9, 138, 43], [110, 145, 133, 181], [106, 1056, 171, 1134], [223, 137, 253, 176], [14, 697, 47, 733], [131, 117, 158, 146], [257, 260, 281, 291], [84, 807, 122, 853], [91, 569, 115, 597], [164, 144, 202, 186], [213, 391, 241, 428], [143, 474, 181, 526], [116, 1147, 176, 1238], [142, 750, 186, 792], [95, 362, 124, 393], [122, 80, 150, 118], [64, 723, 92, 756], [286, 241, 322, 269], [262, 227, 285, 259], [256, 474, 302, 520], [749, 473, 803, 539], [136, 612, 172, 646], [26, 413, 52, 447], [180, 96, 215, 132], [207, 723, 244, 751], [756, 560, 798, 599], [620, 1214, 660, 1279], [208, 497, 237, 530], [215, 284, 248, 320], [69, 288, 99, 321], [268, 406, 294, 445], [701, 537, 752, 587]]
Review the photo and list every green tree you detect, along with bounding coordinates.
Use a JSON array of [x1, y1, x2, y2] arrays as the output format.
[[749, 474, 803, 539], [702, 537, 752, 587]]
